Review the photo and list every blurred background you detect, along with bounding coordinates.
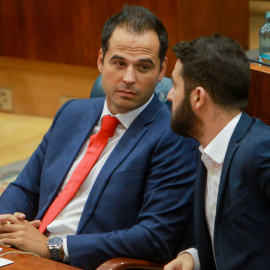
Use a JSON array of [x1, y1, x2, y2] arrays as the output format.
[[0, 0, 269, 169]]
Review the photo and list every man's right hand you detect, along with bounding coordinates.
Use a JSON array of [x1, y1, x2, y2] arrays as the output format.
[[163, 253, 195, 270]]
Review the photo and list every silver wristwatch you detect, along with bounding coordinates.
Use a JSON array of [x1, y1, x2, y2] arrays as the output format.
[[47, 237, 63, 262]]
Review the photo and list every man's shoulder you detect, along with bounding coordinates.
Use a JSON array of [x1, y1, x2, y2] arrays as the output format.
[[50, 98, 104, 127], [232, 113, 270, 141], [246, 116, 270, 140], [140, 101, 171, 133], [235, 114, 270, 153], [57, 97, 104, 116]]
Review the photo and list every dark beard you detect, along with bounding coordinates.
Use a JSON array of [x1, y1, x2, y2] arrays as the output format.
[[171, 94, 203, 139]]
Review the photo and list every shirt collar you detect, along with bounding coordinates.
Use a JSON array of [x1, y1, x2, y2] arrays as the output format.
[[199, 112, 242, 165], [99, 94, 154, 129]]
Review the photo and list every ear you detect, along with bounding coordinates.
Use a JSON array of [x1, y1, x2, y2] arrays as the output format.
[[97, 49, 103, 73], [191, 86, 206, 111], [157, 57, 168, 82]]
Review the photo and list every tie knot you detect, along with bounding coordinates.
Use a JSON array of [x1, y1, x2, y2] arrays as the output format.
[[101, 115, 120, 137]]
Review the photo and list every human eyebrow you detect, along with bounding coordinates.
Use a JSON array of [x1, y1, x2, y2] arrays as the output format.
[[139, 58, 155, 66], [110, 54, 125, 61]]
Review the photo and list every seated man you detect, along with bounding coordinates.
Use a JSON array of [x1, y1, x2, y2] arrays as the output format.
[[166, 33, 270, 270], [0, 5, 197, 270]]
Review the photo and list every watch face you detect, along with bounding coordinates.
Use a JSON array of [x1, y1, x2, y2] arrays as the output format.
[[49, 237, 63, 247]]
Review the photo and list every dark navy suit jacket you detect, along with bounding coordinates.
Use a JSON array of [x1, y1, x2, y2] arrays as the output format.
[[195, 112, 270, 270], [0, 94, 197, 269]]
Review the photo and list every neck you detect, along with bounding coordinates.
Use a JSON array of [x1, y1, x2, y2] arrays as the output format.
[[199, 109, 241, 148]]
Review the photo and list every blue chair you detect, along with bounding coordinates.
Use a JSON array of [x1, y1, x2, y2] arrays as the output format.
[[90, 74, 173, 108]]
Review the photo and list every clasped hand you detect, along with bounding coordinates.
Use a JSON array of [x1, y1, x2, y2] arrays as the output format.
[[0, 212, 50, 258]]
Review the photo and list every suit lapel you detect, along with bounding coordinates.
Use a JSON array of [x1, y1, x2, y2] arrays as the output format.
[[214, 112, 254, 231], [77, 95, 162, 233], [58, 101, 103, 177]]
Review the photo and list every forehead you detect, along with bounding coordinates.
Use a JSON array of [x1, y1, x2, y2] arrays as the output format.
[[172, 60, 183, 81], [106, 27, 160, 60]]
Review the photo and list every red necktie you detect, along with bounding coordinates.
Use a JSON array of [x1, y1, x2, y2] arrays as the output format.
[[39, 115, 120, 233]]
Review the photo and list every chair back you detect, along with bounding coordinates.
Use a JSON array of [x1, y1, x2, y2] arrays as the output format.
[[90, 74, 173, 108]]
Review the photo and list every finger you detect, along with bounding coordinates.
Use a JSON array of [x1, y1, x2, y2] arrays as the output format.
[[0, 215, 14, 225], [0, 217, 7, 234], [13, 212, 26, 220], [0, 216, 14, 230], [0, 232, 16, 239], [0, 223, 22, 233], [0, 214, 13, 224], [30, 220, 41, 228], [4, 214, 21, 224], [0, 217, 6, 224], [164, 263, 181, 270], [0, 233, 17, 247]]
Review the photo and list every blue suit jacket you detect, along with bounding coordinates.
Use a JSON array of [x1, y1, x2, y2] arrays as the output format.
[[0, 94, 197, 269], [195, 112, 270, 270]]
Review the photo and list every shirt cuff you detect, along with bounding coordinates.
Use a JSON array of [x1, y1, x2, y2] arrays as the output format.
[[178, 248, 200, 270], [63, 237, 70, 262]]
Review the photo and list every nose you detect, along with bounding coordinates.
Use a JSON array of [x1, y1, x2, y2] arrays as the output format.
[[123, 66, 136, 84], [167, 87, 175, 102]]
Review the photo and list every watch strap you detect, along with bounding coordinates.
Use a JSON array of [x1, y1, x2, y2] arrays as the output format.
[[51, 248, 60, 261]]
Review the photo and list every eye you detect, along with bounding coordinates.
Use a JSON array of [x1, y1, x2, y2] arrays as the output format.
[[116, 61, 125, 67], [138, 65, 150, 72], [112, 61, 126, 68]]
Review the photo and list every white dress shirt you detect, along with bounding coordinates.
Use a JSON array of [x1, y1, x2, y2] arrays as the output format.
[[47, 95, 153, 258], [182, 113, 241, 270]]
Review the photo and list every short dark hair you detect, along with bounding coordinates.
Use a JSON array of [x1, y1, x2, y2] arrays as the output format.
[[173, 34, 250, 111], [101, 5, 168, 65]]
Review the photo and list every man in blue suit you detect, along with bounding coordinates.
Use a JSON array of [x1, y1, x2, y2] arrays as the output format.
[[0, 5, 197, 269], [165, 33, 270, 270]]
